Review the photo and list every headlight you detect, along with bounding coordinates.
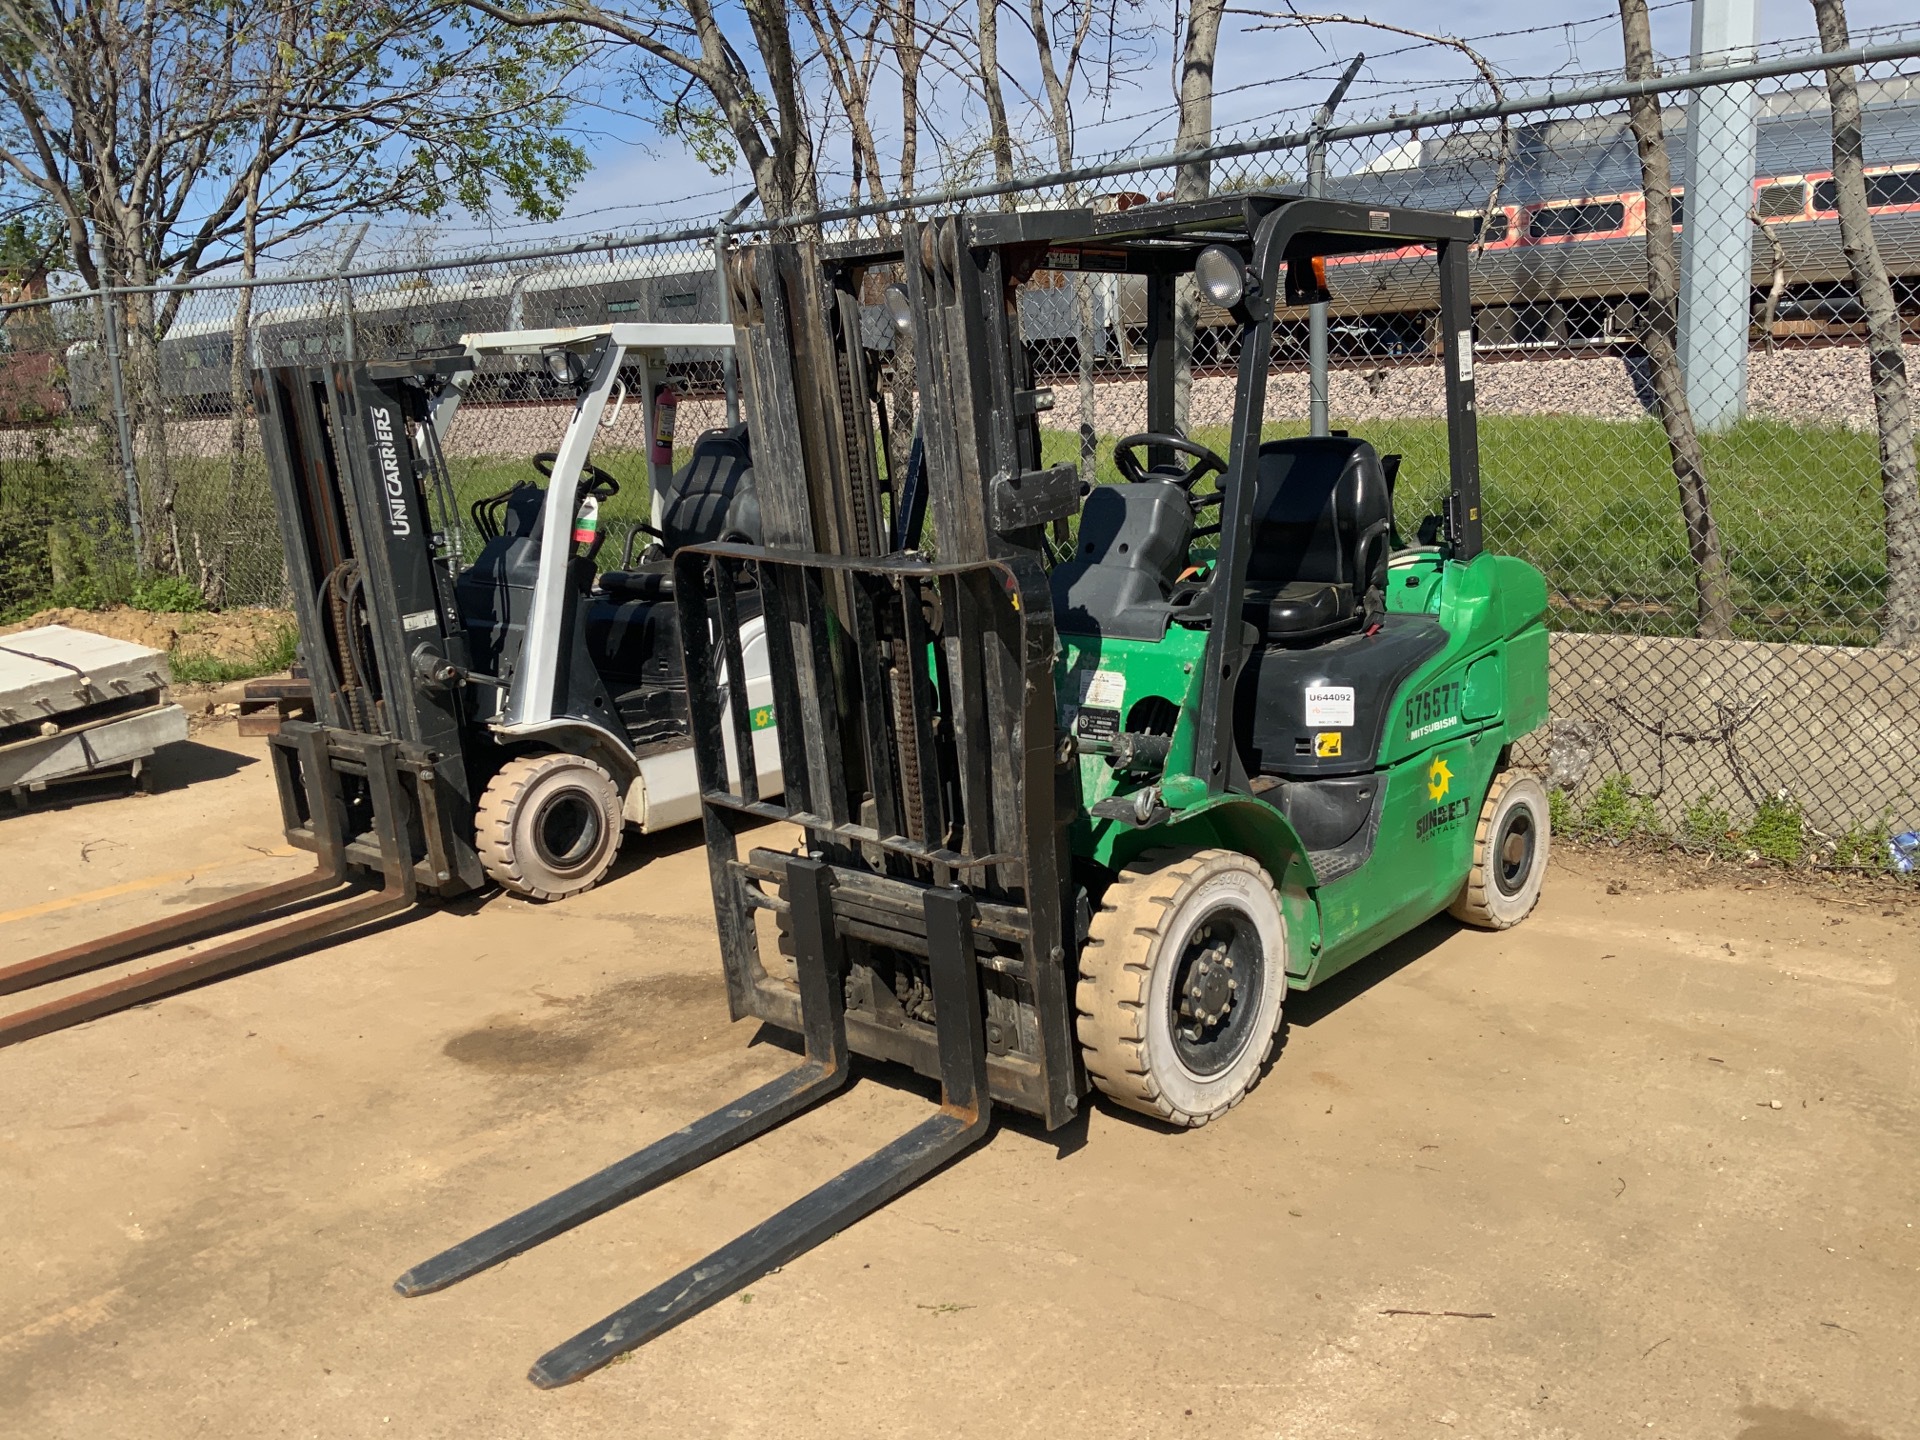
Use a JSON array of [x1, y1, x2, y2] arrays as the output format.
[[1195, 244, 1248, 309], [545, 349, 585, 387], [883, 283, 914, 338]]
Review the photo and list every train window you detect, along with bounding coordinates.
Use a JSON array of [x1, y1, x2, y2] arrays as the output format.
[[606, 299, 640, 313], [412, 322, 434, 342], [1814, 168, 1920, 212], [281, 339, 298, 358], [1669, 192, 1683, 228], [183, 349, 200, 369], [1527, 201, 1626, 239], [304, 336, 324, 353], [661, 292, 699, 308], [1757, 181, 1807, 219], [1472, 211, 1510, 244], [553, 305, 589, 324]]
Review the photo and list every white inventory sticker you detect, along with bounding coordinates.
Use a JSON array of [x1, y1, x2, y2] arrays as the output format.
[[1077, 668, 1127, 710], [1456, 328, 1475, 382], [1304, 684, 1355, 728]]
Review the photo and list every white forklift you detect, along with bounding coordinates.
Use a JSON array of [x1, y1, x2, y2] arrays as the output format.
[[0, 323, 781, 1046]]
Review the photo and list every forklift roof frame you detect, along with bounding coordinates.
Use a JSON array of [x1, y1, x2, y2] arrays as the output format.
[[835, 191, 1486, 800]]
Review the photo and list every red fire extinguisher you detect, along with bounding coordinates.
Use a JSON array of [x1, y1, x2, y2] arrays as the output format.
[[650, 382, 679, 466]]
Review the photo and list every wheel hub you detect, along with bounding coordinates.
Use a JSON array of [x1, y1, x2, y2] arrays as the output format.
[[1176, 928, 1239, 1038]]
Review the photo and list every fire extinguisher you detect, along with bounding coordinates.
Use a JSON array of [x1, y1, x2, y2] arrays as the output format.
[[571, 491, 599, 551], [650, 382, 679, 467]]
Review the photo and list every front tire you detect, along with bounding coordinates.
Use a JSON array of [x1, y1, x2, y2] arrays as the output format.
[[1076, 849, 1288, 1127], [475, 753, 624, 901], [1449, 771, 1550, 929]]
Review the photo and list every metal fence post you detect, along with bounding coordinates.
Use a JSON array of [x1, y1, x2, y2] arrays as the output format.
[[96, 288, 146, 572], [335, 222, 369, 364], [1307, 56, 1364, 439], [1679, 0, 1760, 432]]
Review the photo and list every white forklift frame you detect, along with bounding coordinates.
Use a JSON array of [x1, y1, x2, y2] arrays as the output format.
[[449, 322, 782, 832]]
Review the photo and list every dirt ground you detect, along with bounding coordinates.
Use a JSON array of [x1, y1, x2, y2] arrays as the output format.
[[0, 605, 294, 663], [1, 728, 1916, 1440]]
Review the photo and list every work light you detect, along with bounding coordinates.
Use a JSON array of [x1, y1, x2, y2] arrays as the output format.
[[1195, 244, 1248, 309], [544, 348, 586, 388], [883, 284, 914, 338]]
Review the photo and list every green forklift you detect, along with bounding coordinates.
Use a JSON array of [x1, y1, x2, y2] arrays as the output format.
[[397, 194, 1552, 1383]]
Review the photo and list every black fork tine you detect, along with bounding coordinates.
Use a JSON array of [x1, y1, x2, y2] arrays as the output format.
[[525, 885, 991, 1388]]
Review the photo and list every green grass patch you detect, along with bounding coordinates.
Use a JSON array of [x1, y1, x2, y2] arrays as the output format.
[[167, 619, 299, 684], [1039, 412, 1892, 645]]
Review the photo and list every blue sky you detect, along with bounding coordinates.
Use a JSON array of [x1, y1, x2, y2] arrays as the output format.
[[406, 0, 1917, 256]]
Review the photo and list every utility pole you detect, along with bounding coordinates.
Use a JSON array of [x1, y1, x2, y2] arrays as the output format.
[[1308, 54, 1365, 438], [1678, 0, 1759, 432]]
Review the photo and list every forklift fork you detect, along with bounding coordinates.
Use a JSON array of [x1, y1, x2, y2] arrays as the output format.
[[393, 856, 993, 1387], [0, 725, 420, 1048]]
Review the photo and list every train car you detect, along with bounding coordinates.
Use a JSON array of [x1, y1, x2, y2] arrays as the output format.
[[1304, 76, 1920, 354]]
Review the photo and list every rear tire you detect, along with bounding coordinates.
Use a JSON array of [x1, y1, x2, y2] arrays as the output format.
[[475, 753, 624, 901], [1449, 771, 1550, 929], [1076, 849, 1287, 1128]]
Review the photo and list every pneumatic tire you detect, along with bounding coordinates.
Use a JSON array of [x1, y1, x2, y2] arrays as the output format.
[[475, 753, 624, 902], [1449, 771, 1550, 929], [1076, 849, 1288, 1128]]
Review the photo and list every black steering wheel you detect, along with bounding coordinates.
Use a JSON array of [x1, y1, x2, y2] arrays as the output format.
[[532, 451, 620, 499], [1112, 432, 1227, 497]]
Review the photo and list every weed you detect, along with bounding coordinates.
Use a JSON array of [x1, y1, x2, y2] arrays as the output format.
[[1548, 786, 1575, 836], [1744, 791, 1808, 868], [1831, 812, 1895, 871], [1681, 792, 1739, 857], [130, 573, 207, 613], [1578, 774, 1661, 844]]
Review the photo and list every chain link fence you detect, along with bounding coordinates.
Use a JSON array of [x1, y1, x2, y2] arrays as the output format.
[[2, 37, 1917, 868]]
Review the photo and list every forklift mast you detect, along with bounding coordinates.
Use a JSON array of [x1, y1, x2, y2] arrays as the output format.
[[675, 220, 1087, 1131], [253, 357, 487, 895]]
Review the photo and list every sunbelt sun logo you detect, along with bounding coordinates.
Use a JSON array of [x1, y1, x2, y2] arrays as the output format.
[[1416, 755, 1469, 841]]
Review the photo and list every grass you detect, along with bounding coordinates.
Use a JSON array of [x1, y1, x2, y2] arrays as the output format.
[[166, 619, 299, 684], [1039, 413, 1892, 646]]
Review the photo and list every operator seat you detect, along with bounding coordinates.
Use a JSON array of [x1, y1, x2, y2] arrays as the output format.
[[598, 423, 761, 604], [1048, 478, 1195, 641], [1242, 436, 1394, 642]]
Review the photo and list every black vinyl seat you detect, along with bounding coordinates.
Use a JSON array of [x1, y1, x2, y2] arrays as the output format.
[[599, 424, 761, 604], [1242, 436, 1394, 642]]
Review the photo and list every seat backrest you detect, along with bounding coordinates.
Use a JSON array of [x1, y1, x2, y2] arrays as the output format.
[[1247, 437, 1393, 591], [657, 424, 761, 552], [1048, 480, 1194, 640]]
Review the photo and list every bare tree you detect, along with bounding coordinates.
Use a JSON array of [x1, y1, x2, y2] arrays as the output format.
[[1812, 0, 1920, 648], [1618, 0, 1735, 639], [796, 0, 891, 211], [977, 0, 1019, 195]]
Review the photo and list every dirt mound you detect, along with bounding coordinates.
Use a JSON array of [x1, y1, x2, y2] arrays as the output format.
[[0, 605, 295, 661]]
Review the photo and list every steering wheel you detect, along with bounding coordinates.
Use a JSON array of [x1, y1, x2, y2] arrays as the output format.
[[1112, 432, 1227, 498], [532, 451, 621, 499]]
